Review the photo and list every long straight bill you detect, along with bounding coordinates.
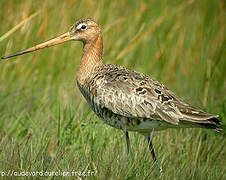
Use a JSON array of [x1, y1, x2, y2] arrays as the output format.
[[1, 32, 72, 60]]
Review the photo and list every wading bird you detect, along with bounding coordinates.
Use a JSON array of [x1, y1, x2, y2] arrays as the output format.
[[2, 19, 222, 172]]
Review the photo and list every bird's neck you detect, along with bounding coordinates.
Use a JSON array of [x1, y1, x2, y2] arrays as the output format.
[[77, 34, 104, 85]]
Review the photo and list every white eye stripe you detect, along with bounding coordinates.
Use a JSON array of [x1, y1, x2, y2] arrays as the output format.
[[76, 23, 87, 30]]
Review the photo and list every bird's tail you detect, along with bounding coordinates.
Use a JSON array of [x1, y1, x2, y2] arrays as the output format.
[[179, 112, 222, 132], [195, 116, 222, 132]]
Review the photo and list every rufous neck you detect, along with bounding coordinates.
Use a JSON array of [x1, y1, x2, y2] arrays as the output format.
[[77, 34, 104, 85]]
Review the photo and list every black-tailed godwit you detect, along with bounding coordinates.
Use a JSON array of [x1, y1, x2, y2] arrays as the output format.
[[2, 19, 222, 172]]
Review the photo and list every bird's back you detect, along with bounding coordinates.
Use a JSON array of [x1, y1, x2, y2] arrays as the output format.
[[77, 64, 222, 133]]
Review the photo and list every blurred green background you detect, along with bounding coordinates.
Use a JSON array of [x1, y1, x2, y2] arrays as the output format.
[[0, 0, 225, 179]]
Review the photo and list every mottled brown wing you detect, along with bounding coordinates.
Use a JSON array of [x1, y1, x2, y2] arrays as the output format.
[[90, 64, 219, 126], [90, 65, 182, 125]]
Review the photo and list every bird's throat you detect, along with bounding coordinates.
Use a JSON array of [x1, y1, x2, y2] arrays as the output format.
[[77, 34, 104, 85]]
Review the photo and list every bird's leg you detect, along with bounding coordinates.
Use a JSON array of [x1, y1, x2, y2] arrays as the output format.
[[146, 136, 162, 174], [147, 136, 158, 164], [125, 131, 131, 155]]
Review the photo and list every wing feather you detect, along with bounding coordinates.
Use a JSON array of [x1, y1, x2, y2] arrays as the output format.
[[89, 64, 220, 127]]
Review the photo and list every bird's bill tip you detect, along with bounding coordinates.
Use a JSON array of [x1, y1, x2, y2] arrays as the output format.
[[1, 51, 26, 60], [1, 32, 72, 60]]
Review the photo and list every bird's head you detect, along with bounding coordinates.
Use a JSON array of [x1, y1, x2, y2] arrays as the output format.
[[69, 19, 101, 43]]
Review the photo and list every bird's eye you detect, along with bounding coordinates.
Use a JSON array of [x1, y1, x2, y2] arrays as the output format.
[[77, 23, 87, 30], [81, 25, 87, 30]]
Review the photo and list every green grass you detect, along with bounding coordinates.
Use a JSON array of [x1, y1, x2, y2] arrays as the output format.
[[0, 0, 225, 179]]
